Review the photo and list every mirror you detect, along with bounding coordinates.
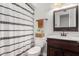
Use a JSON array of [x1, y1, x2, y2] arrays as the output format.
[[60, 14, 69, 27], [53, 5, 78, 31]]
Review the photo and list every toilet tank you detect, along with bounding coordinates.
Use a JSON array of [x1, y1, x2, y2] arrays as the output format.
[[35, 38, 46, 48]]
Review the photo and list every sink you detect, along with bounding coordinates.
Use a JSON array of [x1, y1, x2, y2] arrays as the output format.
[[47, 35, 79, 42]]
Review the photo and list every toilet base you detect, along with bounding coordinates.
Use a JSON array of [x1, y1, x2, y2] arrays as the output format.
[[27, 46, 41, 56], [27, 52, 40, 56]]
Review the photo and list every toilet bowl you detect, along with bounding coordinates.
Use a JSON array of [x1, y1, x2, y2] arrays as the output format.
[[27, 46, 41, 56], [27, 38, 46, 56]]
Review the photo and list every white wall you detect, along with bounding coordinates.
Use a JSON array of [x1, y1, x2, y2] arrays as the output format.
[[33, 3, 52, 20]]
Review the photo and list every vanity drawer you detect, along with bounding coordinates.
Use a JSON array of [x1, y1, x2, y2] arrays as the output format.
[[47, 38, 79, 52]]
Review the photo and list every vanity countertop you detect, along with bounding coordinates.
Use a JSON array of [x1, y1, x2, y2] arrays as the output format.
[[47, 35, 79, 42]]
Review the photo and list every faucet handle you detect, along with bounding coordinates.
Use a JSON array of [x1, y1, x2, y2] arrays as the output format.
[[64, 33, 66, 36], [61, 32, 63, 36], [64, 32, 67, 36], [61, 31, 67, 36]]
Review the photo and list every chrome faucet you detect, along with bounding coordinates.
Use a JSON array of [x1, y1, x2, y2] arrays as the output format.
[[61, 31, 67, 36]]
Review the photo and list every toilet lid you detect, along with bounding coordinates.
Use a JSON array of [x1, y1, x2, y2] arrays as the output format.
[[27, 46, 41, 54]]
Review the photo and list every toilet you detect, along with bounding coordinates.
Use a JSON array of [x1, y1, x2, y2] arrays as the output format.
[[27, 38, 46, 56]]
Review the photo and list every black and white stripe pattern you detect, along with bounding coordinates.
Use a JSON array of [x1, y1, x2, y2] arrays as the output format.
[[0, 3, 34, 56]]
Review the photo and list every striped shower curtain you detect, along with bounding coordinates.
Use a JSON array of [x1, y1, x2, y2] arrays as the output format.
[[0, 3, 34, 56]]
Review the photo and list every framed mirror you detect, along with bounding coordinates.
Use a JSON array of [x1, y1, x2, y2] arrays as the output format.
[[53, 5, 78, 31]]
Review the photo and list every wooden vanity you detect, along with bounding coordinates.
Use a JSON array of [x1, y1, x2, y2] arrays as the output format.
[[47, 38, 79, 56]]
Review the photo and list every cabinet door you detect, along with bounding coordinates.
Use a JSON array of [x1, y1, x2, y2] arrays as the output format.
[[37, 19, 44, 28], [64, 50, 79, 56], [47, 46, 63, 56], [47, 46, 55, 56]]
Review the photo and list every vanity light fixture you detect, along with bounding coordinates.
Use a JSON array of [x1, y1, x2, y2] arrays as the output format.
[[52, 3, 64, 9]]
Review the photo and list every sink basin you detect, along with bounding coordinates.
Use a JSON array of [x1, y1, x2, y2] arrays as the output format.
[[47, 35, 79, 42]]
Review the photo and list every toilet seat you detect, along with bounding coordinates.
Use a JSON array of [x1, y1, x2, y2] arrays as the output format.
[[27, 46, 41, 55]]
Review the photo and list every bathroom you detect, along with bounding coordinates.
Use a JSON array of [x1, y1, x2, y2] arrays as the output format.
[[34, 3, 79, 56], [1, 2, 79, 56]]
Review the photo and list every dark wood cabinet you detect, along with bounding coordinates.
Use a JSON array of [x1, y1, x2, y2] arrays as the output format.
[[47, 46, 63, 56], [63, 50, 79, 56], [47, 38, 79, 56]]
